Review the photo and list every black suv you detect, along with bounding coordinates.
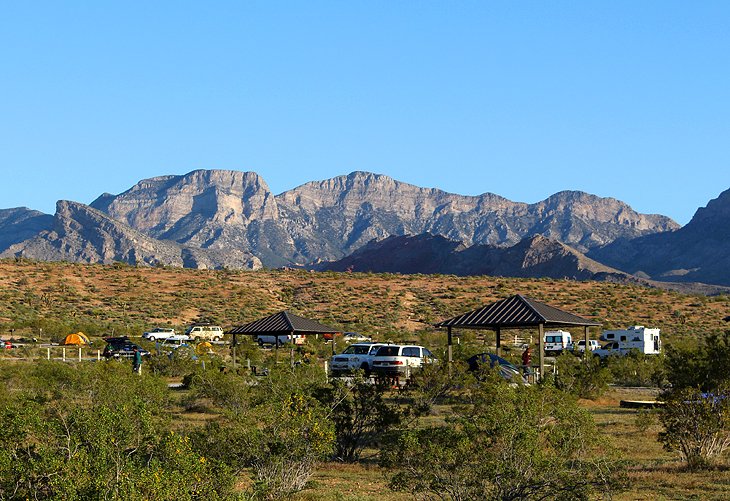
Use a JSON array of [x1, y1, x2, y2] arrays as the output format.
[[102, 336, 150, 359]]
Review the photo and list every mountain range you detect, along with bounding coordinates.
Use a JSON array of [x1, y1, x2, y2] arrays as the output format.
[[0, 169, 728, 288]]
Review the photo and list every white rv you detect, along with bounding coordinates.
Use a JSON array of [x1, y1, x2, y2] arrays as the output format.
[[594, 326, 662, 359], [543, 330, 572, 355]]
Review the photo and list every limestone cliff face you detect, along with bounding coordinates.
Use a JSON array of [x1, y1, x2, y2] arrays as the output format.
[[0, 168, 685, 273], [277, 172, 678, 258], [91, 169, 297, 266], [1, 200, 262, 270]]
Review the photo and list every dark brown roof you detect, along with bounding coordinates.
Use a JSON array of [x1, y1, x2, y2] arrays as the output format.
[[228, 311, 341, 335], [434, 294, 601, 330]]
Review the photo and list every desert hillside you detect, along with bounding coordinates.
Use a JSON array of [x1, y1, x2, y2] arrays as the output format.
[[0, 259, 727, 345]]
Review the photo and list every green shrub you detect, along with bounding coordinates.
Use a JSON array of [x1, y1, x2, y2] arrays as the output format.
[[552, 353, 612, 399], [382, 378, 623, 500], [659, 385, 730, 470]]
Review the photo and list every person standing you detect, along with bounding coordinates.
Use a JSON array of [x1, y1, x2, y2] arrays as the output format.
[[132, 346, 143, 375], [521, 345, 532, 375]]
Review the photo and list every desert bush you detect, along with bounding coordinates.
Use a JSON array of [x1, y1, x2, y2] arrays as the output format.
[[382, 377, 623, 500], [659, 385, 730, 470], [552, 352, 612, 399], [0, 361, 234, 500], [606, 351, 667, 387], [664, 331, 730, 391], [315, 374, 403, 462], [193, 366, 335, 500]]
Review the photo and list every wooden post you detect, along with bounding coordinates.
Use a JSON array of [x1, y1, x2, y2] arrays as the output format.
[[78, 347, 82, 361], [496, 327, 502, 356], [583, 326, 590, 361], [63, 348, 66, 362], [47, 347, 51, 360], [231, 334, 237, 369], [538, 324, 545, 380], [290, 331, 295, 368], [447, 327, 453, 363]]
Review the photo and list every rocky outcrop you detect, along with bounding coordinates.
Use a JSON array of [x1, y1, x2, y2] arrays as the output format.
[[318, 233, 631, 281], [0, 208, 53, 250], [589, 188, 730, 286], [1, 200, 262, 270]]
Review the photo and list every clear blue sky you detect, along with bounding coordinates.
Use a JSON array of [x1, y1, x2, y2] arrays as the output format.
[[1, 1, 728, 225]]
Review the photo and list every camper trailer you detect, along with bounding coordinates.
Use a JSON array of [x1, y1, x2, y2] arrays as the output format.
[[543, 330, 572, 355], [594, 326, 662, 359]]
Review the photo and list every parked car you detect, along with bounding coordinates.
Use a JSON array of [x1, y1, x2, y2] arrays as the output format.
[[256, 333, 305, 346], [323, 332, 371, 342], [371, 344, 437, 377], [102, 336, 150, 359], [466, 352, 527, 384], [569, 339, 600, 353], [185, 324, 225, 342], [329, 342, 389, 375], [142, 327, 177, 342], [343, 332, 372, 343], [157, 334, 193, 345]]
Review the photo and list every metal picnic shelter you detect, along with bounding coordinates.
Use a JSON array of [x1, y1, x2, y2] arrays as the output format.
[[434, 294, 601, 379]]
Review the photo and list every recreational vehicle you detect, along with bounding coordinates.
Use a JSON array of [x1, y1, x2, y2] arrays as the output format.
[[594, 326, 662, 359]]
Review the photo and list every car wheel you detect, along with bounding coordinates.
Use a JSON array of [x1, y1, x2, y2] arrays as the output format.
[[276, 340, 282, 348], [148, 336, 155, 342], [213, 336, 221, 342]]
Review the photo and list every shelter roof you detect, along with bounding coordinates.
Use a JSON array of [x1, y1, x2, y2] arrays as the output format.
[[228, 310, 341, 335], [434, 294, 601, 330]]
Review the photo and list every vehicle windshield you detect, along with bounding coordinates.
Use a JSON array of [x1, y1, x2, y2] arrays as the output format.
[[342, 345, 370, 355]]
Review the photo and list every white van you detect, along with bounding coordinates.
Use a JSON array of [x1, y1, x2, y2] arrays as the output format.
[[185, 324, 225, 342], [543, 330, 572, 355]]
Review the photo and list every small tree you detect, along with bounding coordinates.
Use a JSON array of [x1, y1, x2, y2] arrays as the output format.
[[318, 374, 403, 462], [664, 332, 730, 391]]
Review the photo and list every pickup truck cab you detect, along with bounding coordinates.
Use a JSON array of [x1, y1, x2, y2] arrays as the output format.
[[570, 340, 601, 353], [593, 341, 637, 359]]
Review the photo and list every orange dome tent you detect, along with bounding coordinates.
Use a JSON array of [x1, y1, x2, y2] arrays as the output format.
[[62, 332, 91, 345]]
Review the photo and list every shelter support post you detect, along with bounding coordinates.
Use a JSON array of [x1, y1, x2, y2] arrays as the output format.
[[496, 327, 501, 356], [232, 334, 237, 369], [583, 326, 589, 361], [447, 327, 453, 363], [538, 323, 545, 380], [290, 331, 295, 368]]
